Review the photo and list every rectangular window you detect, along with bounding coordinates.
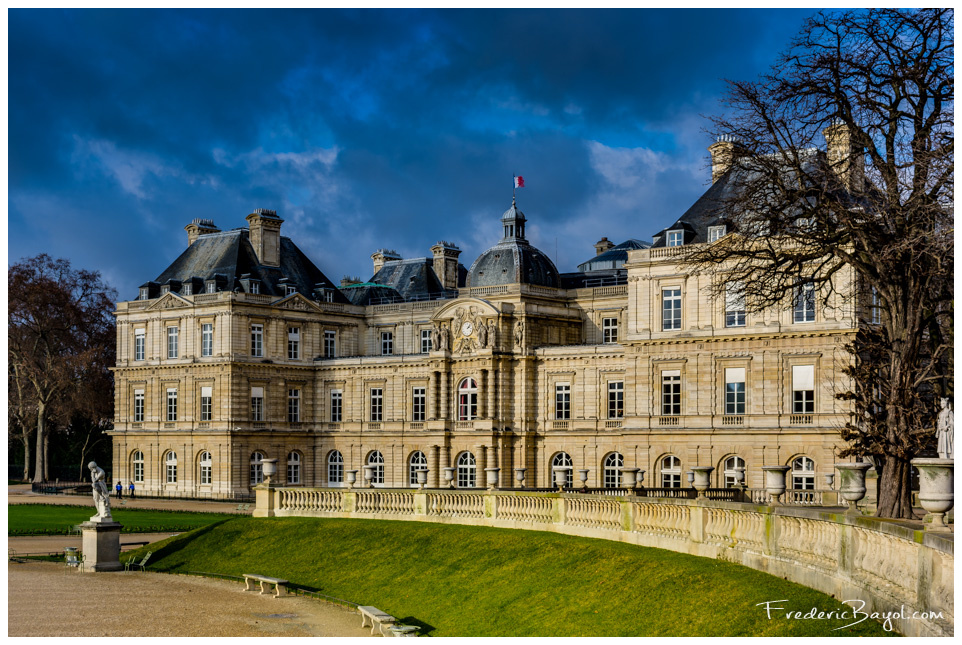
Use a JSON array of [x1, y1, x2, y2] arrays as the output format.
[[607, 381, 624, 419], [420, 329, 433, 353], [134, 329, 145, 361], [206, 282, 216, 294], [250, 281, 260, 294], [139, 288, 149, 301], [322, 290, 334, 303], [330, 390, 343, 422], [201, 323, 213, 357], [870, 286, 881, 325], [288, 388, 300, 422], [370, 388, 383, 422], [133, 390, 144, 422], [381, 332, 393, 356], [161, 285, 170, 295], [324, 330, 336, 358], [288, 327, 300, 360], [708, 225, 727, 243], [794, 282, 816, 323], [413, 387, 426, 421], [251, 324, 263, 357], [167, 326, 179, 359], [602, 317, 618, 343], [662, 288, 682, 331], [792, 365, 815, 413], [725, 282, 746, 327], [662, 370, 681, 415], [182, 283, 192, 296], [555, 383, 570, 420], [724, 368, 746, 415], [667, 230, 684, 247], [166, 388, 178, 422], [134, 459, 144, 483], [200, 386, 212, 421], [200, 460, 211, 485], [251, 386, 264, 422], [285, 285, 297, 296]]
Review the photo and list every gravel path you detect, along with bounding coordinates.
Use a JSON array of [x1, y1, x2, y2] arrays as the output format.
[[8, 561, 373, 637]]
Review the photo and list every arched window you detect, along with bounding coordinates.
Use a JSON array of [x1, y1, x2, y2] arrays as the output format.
[[199, 451, 212, 485], [250, 451, 265, 485], [457, 451, 476, 488], [458, 378, 478, 421], [287, 451, 301, 485], [723, 456, 745, 488], [603, 452, 623, 488], [791, 456, 815, 490], [165, 451, 178, 484], [368, 451, 385, 485], [552, 452, 573, 487], [132, 450, 144, 483], [409, 451, 427, 486], [328, 450, 344, 485], [661, 455, 681, 488]]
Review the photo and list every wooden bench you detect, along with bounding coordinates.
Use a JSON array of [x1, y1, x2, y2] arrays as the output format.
[[358, 605, 397, 635], [242, 573, 289, 598]]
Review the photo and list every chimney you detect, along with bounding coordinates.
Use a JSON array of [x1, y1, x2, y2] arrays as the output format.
[[708, 134, 743, 183], [593, 237, 615, 256], [371, 249, 401, 276], [824, 120, 864, 192], [245, 209, 284, 267], [430, 241, 462, 290], [184, 218, 220, 247]]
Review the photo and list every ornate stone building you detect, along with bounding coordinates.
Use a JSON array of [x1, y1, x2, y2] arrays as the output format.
[[110, 134, 867, 498]]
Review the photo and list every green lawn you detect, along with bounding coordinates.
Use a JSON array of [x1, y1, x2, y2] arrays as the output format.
[[134, 517, 895, 637], [8, 504, 235, 535]]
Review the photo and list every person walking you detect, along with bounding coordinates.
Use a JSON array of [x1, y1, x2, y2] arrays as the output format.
[[128, 482, 135, 497], [115, 480, 123, 499]]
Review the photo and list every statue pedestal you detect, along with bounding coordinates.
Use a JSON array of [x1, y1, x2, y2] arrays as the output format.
[[81, 519, 123, 572]]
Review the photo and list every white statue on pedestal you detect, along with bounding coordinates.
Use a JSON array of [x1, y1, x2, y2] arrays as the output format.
[[88, 461, 112, 521], [936, 398, 954, 460]]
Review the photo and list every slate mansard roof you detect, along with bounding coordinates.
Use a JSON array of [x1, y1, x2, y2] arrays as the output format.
[[467, 201, 561, 289]]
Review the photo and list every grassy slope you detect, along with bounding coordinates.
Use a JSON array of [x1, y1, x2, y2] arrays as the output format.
[[141, 517, 893, 637], [8, 504, 235, 535]]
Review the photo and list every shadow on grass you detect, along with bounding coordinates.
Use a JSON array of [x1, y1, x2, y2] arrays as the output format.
[[140, 518, 235, 564], [396, 616, 435, 636]]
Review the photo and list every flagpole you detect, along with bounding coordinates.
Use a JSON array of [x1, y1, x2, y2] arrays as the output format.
[[512, 175, 516, 203]]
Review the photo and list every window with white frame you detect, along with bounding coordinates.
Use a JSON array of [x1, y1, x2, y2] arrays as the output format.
[[723, 455, 745, 488], [603, 453, 623, 488], [165, 451, 178, 483], [182, 282, 192, 296], [661, 455, 681, 488], [285, 285, 297, 297], [200, 451, 212, 485], [708, 225, 727, 243], [134, 328, 145, 361], [287, 451, 301, 484], [870, 286, 881, 325], [288, 388, 300, 422], [555, 383, 570, 420], [413, 387, 426, 422], [247, 280, 259, 294], [725, 281, 746, 327], [166, 388, 178, 421], [167, 326, 179, 359], [324, 330, 336, 358], [409, 451, 427, 486], [330, 390, 342, 422], [368, 451, 385, 485], [370, 388, 383, 422], [251, 387, 264, 422], [456, 451, 476, 488], [662, 370, 681, 415], [132, 450, 144, 483], [161, 284, 170, 295], [288, 327, 300, 360], [251, 324, 264, 357], [201, 323, 213, 357], [791, 456, 815, 490], [420, 329, 433, 353], [206, 281, 216, 294], [662, 288, 682, 331], [724, 368, 746, 415], [381, 331, 393, 355], [458, 378, 478, 421], [328, 450, 344, 485], [607, 381, 624, 419], [200, 386, 212, 421], [133, 390, 144, 422], [321, 290, 334, 302], [602, 317, 618, 343], [552, 452, 573, 487], [794, 281, 816, 323], [792, 365, 815, 414], [139, 287, 149, 300], [667, 230, 684, 247], [250, 452, 264, 485]]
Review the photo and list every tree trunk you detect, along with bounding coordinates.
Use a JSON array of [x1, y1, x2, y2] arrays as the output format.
[[21, 431, 31, 481], [32, 403, 46, 484], [875, 455, 915, 519], [43, 432, 50, 481]]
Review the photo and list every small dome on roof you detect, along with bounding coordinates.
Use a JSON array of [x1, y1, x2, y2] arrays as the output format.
[[467, 199, 560, 289]]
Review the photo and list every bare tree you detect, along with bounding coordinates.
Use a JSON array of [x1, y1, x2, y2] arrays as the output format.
[[687, 9, 953, 518], [8, 254, 117, 483]]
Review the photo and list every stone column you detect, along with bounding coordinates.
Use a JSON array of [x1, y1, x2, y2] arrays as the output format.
[[440, 370, 449, 420], [480, 370, 488, 419], [487, 367, 496, 419], [475, 444, 487, 473], [429, 371, 438, 420], [428, 445, 441, 488]]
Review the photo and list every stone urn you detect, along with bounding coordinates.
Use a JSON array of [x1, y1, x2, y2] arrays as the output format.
[[415, 468, 428, 489], [262, 458, 278, 484], [734, 466, 746, 488], [824, 472, 835, 490], [620, 467, 640, 493], [443, 466, 457, 488], [346, 470, 358, 488], [362, 465, 375, 487], [637, 469, 646, 488], [762, 465, 792, 505], [514, 468, 527, 488], [485, 467, 500, 489], [577, 469, 590, 488], [912, 458, 954, 531], [691, 466, 715, 498], [835, 462, 873, 514], [553, 467, 571, 491]]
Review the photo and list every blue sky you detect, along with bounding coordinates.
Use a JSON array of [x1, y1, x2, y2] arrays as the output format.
[[9, 8, 818, 299]]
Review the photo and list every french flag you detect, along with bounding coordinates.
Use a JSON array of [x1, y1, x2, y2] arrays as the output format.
[[514, 175, 525, 189]]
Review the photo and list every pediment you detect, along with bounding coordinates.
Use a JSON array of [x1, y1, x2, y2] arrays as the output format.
[[273, 293, 322, 312], [430, 297, 500, 322], [146, 293, 193, 310]]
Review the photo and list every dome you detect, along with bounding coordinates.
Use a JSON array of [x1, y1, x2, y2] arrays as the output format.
[[466, 200, 561, 289]]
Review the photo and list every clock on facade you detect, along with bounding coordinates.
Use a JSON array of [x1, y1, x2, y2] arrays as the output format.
[[461, 321, 474, 336]]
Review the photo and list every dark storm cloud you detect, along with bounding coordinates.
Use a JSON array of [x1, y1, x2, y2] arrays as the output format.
[[9, 8, 817, 298]]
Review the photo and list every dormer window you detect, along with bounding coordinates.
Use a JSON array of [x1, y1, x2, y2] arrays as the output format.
[[285, 285, 297, 297], [249, 281, 260, 295], [139, 288, 149, 300], [667, 230, 684, 247], [182, 283, 192, 296], [708, 226, 727, 243], [322, 290, 334, 303], [161, 285, 170, 295], [206, 281, 216, 294]]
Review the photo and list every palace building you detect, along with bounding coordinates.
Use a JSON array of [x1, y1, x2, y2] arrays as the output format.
[[109, 130, 867, 498]]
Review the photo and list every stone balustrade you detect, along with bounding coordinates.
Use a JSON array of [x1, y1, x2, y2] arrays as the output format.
[[255, 486, 953, 636]]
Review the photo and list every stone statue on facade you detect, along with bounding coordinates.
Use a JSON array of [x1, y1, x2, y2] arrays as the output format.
[[88, 461, 112, 521], [477, 321, 487, 348], [438, 324, 449, 351], [487, 321, 497, 348], [936, 397, 954, 459], [514, 320, 524, 347], [432, 325, 441, 351]]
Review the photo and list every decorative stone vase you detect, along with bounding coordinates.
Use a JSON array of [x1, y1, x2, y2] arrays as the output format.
[[485, 467, 500, 489], [346, 470, 358, 488], [262, 458, 278, 484], [620, 467, 639, 492], [362, 465, 375, 488], [836, 462, 873, 514], [691, 466, 714, 497], [824, 472, 835, 490], [734, 466, 746, 487], [577, 469, 589, 488], [637, 469, 646, 488], [762, 466, 792, 505], [514, 468, 526, 488], [686, 470, 695, 486], [912, 458, 954, 531], [553, 467, 571, 491], [443, 467, 457, 488], [416, 468, 428, 489]]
